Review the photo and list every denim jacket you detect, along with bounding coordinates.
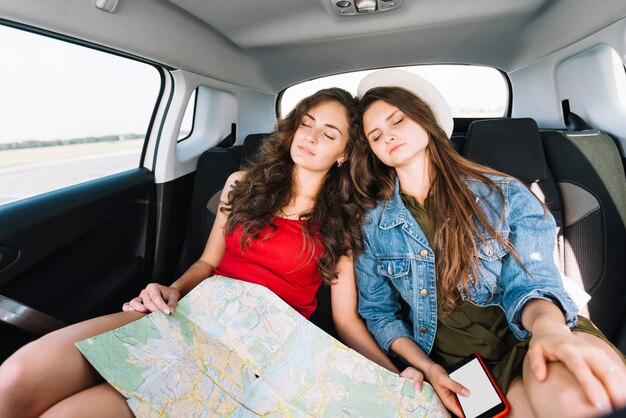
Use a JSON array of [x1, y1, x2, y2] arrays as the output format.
[[356, 176, 578, 355]]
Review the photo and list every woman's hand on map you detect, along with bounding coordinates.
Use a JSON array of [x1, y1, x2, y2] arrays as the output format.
[[390, 337, 467, 415], [400, 366, 424, 391], [122, 283, 181, 315], [399, 362, 468, 416]]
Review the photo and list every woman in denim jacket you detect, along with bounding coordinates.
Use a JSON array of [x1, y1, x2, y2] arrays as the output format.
[[354, 69, 626, 417]]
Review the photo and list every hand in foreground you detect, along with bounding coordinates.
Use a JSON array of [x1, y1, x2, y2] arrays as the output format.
[[423, 362, 469, 417], [400, 366, 423, 392], [122, 283, 181, 315], [527, 322, 626, 411]]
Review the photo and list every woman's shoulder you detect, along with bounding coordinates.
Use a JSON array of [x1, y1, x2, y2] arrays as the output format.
[[362, 202, 385, 228], [224, 170, 246, 188], [464, 174, 526, 196], [361, 192, 402, 233], [465, 174, 543, 219], [465, 173, 514, 185], [219, 170, 247, 202]]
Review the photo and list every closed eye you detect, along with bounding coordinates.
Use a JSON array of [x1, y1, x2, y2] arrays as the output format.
[[392, 117, 404, 126]]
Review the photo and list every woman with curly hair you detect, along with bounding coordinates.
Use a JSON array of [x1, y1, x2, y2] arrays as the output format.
[[0, 88, 401, 418]]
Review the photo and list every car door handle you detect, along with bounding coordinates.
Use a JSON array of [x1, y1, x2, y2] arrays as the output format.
[[0, 295, 67, 335], [0, 245, 19, 271]]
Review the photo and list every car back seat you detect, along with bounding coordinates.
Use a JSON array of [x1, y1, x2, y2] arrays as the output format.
[[176, 145, 243, 275], [240, 133, 267, 167], [463, 118, 626, 351], [450, 133, 465, 154], [463, 118, 566, 270], [541, 129, 626, 347]]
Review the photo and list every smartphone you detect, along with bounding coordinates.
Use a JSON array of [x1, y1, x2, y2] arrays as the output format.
[[447, 353, 510, 418]]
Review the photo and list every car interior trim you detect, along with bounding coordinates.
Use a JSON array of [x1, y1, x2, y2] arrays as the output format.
[[0, 294, 67, 336]]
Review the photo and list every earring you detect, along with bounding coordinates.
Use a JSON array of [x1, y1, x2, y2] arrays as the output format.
[[337, 160, 344, 167]]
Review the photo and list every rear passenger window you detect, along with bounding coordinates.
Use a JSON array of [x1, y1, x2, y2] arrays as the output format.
[[280, 65, 508, 118], [0, 24, 161, 206], [178, 89, 197, 141]]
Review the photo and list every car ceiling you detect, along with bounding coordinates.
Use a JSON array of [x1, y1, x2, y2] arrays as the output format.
[[2, 0, 626, 92], [166, 0, 626, 90]]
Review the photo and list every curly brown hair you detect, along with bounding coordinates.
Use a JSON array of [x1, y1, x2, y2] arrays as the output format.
[[222, 88, 372, 285], [359, 87, 528, 311]]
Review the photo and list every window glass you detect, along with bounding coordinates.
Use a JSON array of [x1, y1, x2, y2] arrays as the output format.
[[0, 24, 161, 206], [178, 89, 196, 141], [280, 65, 508, 118]]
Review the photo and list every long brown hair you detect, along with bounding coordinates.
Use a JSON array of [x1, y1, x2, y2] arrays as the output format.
[[359, 87, 525, 311], [223, 88, 371, 285]]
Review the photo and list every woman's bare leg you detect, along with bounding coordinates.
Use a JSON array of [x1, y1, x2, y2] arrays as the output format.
[[522, 332, 625, 418], [0, 311, 144, 418], [506, 376, 534, 418], [41, 382, 133, 418]]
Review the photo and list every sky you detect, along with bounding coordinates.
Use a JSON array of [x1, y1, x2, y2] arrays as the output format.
[[0, 24, 160, 144]]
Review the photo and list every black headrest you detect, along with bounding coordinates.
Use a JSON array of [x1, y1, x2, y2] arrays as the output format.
[[463, 118, 548, 183], [241, 133, 270, 165]]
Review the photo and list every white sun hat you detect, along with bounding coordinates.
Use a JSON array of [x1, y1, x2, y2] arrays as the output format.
[[357, 69, 454, 138]]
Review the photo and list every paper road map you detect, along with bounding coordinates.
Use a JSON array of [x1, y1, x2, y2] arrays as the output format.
[[76, 276, 449, 417]]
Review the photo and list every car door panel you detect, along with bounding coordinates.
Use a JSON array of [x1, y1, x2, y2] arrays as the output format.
[[0, 168, 156, 361]]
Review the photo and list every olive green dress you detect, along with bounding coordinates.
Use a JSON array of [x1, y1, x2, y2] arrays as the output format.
[[400, 192, 624, 393]]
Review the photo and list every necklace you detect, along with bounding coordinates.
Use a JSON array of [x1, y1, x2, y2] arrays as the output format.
[[279, 208, 310, 218]]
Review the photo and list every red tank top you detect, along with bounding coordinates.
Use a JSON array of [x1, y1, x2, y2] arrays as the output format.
[[214, 217, 324, 319]]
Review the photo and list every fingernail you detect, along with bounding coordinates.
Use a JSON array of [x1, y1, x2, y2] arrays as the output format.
[[593, 398, 604, 410], [163, 308, 170, 315], [463, 388, 471, 397]]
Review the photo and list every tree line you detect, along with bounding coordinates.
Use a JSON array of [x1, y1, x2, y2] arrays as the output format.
[[0, 134, 143, 151]]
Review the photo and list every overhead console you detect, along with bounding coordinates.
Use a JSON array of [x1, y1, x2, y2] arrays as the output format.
[[330, 0, 402, 16]]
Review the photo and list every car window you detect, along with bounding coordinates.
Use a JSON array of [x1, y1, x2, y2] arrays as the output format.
[[280, 65, 508, 118], [0, 24, 161, 206], [178, 89, 197, 142]]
